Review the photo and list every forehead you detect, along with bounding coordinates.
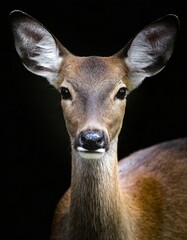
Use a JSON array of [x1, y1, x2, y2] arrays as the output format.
[[61, 55, 128, 89]]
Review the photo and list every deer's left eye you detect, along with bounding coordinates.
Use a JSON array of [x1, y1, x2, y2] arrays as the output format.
[[115, 87, 127, 100], [60, 87, 72, 100]]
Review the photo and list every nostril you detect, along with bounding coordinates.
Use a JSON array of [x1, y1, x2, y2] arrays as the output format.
[[96, 137, 104, 145], [78, 130, 107, 151]]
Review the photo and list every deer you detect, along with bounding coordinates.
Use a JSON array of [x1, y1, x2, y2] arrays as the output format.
[[10, 10, 187, 240]]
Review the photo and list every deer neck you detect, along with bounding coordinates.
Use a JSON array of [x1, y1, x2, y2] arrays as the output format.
[[69, 138, 127, 240]]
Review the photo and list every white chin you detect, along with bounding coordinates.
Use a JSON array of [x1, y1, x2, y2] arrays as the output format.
[[77, 147, 105, 160]]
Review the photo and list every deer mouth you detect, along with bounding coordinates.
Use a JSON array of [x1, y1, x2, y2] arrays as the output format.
[[76, 146, 105, 160]]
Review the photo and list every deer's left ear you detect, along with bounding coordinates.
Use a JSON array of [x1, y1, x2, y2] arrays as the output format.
[[10, 10, 70, 86], [117, 14, 179, 88]]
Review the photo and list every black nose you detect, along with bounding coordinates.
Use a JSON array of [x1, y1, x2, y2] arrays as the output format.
[[77, 130, 107, 151]]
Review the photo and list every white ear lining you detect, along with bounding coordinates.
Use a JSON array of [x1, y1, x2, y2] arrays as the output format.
[[125, 30, 166, 87], [12, 15, 64, 85], [124, 22, 177, 88], [24, 30, 63, 84]]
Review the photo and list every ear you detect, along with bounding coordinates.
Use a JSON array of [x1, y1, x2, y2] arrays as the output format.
[[117, 14, 179, 89], [10, 10, 69, 86]]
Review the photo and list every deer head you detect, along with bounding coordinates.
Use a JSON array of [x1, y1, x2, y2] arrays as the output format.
[[10, 10, 179, 160]]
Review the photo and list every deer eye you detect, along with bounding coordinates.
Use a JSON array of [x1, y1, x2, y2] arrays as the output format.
[[115, 87, 127, 100], [60, 87, 72, 100]]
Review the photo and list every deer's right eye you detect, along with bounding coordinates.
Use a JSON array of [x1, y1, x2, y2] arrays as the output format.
[[60, 87, 72, 100]]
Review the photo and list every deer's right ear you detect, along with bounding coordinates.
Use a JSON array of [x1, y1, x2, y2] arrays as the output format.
[[10, 10, 69, 86]]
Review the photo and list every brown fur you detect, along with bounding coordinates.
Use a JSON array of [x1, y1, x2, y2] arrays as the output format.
[[10, 11, 186, 240], [51, 138, 187, 240]]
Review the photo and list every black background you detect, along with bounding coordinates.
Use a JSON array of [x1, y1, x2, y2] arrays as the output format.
[[1, 1, 187, 239]]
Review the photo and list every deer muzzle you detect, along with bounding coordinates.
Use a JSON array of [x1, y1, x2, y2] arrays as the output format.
[[75, 130, 109, 159]]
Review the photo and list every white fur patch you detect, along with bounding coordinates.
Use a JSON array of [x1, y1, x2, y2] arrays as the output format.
[[77, 147, 105, 160]]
